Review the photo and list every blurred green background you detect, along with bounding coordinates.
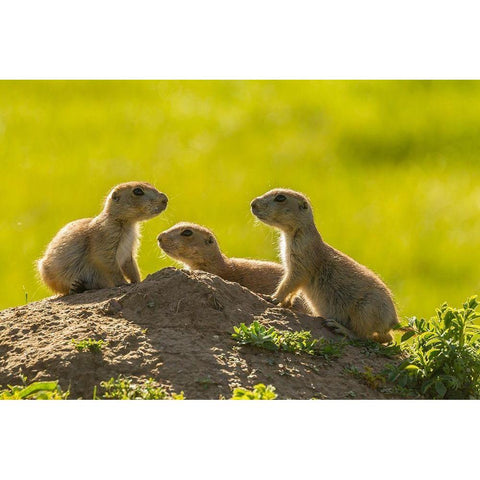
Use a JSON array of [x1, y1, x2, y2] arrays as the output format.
[[0, 80, 479, 318]]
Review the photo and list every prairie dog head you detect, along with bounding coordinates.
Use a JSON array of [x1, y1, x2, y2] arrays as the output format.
[[105, 182, 168, 221], [157, 222, 222, 268], [250, 188, 314, 231]]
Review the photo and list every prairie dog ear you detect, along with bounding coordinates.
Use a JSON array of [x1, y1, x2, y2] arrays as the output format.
[[205, 236, 214, 245], [111, 190, 120, 202], [300, 201, 308, 210]]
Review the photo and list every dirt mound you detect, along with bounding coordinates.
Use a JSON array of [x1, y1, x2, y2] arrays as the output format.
[[0, 268, 400, 399]]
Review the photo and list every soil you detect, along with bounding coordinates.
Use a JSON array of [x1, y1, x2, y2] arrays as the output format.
[[0, 267, 402, 399]]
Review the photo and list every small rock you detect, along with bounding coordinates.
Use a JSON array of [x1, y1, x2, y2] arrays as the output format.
[[102, 299, 122, 316]]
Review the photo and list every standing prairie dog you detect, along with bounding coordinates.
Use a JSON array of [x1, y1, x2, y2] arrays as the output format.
[[157, 222, 310, 313], [38, 182, 168, 295], [251, 188, 399, 343]]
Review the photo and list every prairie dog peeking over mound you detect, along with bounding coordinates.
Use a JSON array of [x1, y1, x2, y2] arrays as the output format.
[[158, 222, 309, 313], [251, 188, 399, 343], [158, 222, 283, 295], [38, 182, 168, 295]]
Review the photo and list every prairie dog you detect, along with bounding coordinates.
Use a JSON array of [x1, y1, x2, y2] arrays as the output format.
[[157, 222, 310, 313], [157, 222, 285, 295], [38, 182, 168, 295], [251, 188, 399, 343]]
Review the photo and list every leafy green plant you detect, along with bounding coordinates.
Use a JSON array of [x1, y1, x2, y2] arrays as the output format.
[[0, 380, 69, 399], [344, 365, 418, 398], [231, 383, 277, 400], [195, 375, 219, 390], [97, 376, 184, 400], [232, 321, 343, 359], [315, 338, 345, 359], [232, 321, 279, 350], [347, 337, 402, 359], [386, 296, 480, 399], [71, 338, 106, 353], [344, 365, 386, 390]]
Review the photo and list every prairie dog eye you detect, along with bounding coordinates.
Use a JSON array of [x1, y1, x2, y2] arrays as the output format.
[[133, 187, 144, 196], [181, 229, 193, 237], [274, 194, 287, 202]]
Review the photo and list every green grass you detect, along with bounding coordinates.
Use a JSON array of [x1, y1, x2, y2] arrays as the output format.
[[231, 383, 277, 400], [97, 376, 184, 400], [71, 338, 106, 353], [1, 81, 479, 319], [0, 379, 69, 399], [232, 320, 344, 359]]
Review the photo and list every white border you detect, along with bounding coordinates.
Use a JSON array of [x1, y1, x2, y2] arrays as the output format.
[[1, 1, 480, 78], [1, 400, 479, 478]]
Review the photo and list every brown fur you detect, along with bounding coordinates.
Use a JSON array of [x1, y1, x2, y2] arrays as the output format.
[[38, 182, 168, 295], [157, 222, 311, 313], [251, 188, 399, 343]]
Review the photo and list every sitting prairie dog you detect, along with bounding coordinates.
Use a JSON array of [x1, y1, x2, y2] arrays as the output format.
[[157, 222, 310, 313], [38, 182, 168, 295], [251, 188, 399, 343]]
